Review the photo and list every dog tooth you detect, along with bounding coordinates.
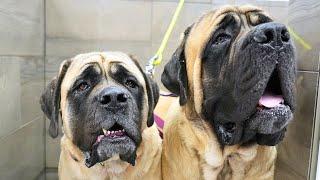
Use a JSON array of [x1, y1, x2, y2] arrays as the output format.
[[107, 131, 111, 135], [102, 129, 107, 135]]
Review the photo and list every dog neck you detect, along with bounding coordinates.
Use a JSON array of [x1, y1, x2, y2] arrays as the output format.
[[180, 102, 259, 177]]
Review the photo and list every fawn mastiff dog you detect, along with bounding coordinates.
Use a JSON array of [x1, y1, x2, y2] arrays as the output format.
[[156, 5, 296, 180], [40, 52, 161, 179]]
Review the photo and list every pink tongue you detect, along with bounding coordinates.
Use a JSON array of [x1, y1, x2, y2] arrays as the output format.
[[258, 93, 284, 108]]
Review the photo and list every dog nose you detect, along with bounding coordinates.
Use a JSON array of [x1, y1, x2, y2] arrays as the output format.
[[253, 22, 290, 46], [99, 87, 129, 107]]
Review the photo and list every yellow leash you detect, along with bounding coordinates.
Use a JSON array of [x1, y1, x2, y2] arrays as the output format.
[[146, 0, 185, 76]]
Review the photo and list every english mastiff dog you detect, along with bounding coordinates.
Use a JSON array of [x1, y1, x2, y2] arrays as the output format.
[[40, 52, 161, 179], [156, 5, 296, 179]]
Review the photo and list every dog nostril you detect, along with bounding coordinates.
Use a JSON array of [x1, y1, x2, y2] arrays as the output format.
[[264, 30, 273, 44], [281, 29, 290, 42], [100, 95, 111, 105], [117, 93, 128, 103]]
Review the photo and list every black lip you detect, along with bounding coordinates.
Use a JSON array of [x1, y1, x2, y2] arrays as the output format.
[[247, 104, 293, 134], [90, 122, 138, 149]]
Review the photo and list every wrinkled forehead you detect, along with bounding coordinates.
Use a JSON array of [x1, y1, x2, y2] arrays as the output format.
[[185, 6, 272, 61], [62, 52, 145, 89], [192, 5, 272, 32]]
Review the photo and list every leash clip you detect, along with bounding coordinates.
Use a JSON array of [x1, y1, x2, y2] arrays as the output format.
[[145, 54, 159, 77]]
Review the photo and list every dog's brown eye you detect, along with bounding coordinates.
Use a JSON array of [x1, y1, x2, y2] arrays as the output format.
[[125, 79, 137, 88], [77, 82, 90, 91]]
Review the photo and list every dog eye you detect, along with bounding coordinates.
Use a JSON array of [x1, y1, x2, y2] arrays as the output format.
[[125, 79, 137, 89], [213, 34, 230, 45], [76, 81, 90, 92]]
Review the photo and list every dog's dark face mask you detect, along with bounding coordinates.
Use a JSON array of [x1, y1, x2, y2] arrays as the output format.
[[40, 55, 159, 168], [162, 9, 296, 146]]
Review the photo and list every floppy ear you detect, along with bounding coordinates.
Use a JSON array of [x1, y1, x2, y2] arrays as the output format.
[[40, 59, 72, 138], [161, 26, 191, 105], [129, 55, 160, 127], [145, 75, 159, 127]]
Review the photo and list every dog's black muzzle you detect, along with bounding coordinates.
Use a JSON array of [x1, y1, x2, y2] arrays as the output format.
[[214, 22, 296, 146]]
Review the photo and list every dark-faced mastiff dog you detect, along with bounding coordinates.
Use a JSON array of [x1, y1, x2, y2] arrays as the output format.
[[155, 5, 296, 180], [40, 52, 161, 180]]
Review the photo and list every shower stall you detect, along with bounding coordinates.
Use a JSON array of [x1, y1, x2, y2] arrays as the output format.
[[0, 0, 319, 179]]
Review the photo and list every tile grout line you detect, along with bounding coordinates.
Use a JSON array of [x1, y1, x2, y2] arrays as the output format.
[[0, 116, 42, 141], [43, 0, 48, 173]]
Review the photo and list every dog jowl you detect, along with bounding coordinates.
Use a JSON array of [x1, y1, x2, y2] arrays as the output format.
[[162, 7, 296, 146], [40, 52, 158, 167]]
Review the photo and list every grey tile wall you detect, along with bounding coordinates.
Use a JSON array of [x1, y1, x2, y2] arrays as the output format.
[[47, 0, 152, 42], [0, 57, 44, 137], [152, 2, 211, 44], [0, 0, 43, 56], [0, 118, 44, 180], [44, 2, 320, 180], [276, 71, 319, 180], [288, 0, 320, 72], [0, 0, 45, 179], [0, 58, 21, 138]]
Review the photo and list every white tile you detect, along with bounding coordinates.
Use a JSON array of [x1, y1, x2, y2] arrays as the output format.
[[152, 0, 211, 3], [152, 2, 212, 44], [0, 118, 44, 179], [0, 57, 21, 137], [0, 0, 43, 56], [46, 38, 152, 63], [0, 56, 44, 138], [47, 0, 152, 42], [269, 6, 288, 23]]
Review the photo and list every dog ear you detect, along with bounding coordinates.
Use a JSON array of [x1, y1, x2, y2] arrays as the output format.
[[129, 55, 160, 127], [161, 26, 192, 105], [145, 75, 159, 127], [40, 59, 72, 138]]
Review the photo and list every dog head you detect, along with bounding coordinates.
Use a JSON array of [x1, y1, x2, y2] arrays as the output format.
[[162, 6, 296, 146], [40, 52, 159, 167]]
